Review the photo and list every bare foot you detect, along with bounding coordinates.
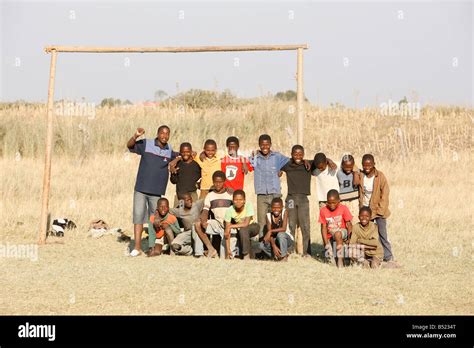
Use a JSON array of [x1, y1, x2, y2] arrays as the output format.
[[146, 245, 162, 257], [370, 257, 381, 269]]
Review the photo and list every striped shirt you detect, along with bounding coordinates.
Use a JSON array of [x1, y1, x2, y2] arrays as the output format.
[[203, 190, 233, 224]]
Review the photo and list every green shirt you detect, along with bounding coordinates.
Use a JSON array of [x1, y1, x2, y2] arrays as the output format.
[[224, 202, 254, 224]]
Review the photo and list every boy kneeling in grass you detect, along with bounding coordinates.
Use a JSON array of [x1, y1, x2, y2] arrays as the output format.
[[169, 192, 204, 257], [259, 198, 295, 261], [147, 197, 181, 257], [349, 206, 383, 268], [223, 190, 260, 260], [318, 189, 353, 268]]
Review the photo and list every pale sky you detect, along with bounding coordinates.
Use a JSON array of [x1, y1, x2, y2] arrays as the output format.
[[1, 0, 472, 107]]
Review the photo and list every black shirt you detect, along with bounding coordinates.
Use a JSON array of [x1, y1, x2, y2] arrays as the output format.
[[281, 160, 312, 195], [170, 160, 201, 194]]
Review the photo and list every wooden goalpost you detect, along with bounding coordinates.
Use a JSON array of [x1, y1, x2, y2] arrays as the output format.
[[39, 44, 309, 244]]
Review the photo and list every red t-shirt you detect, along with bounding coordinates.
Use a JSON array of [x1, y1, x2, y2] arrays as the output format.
[[318, 204, 353, 239], [221, 155, 253, 191]]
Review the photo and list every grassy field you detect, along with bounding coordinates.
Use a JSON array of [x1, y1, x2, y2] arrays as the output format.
[[0, 102, 472, 315]]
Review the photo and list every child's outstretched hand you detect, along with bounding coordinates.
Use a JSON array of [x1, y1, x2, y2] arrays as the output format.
[[272, 244, 282, 259], [153, 213, 161, 229], [263, 232, 272, 243], [169, 166, 178, 174], [327, 158, 337, 171], [135, 128, 145, 138], [199, 151, 206, 162], [168, 156, 181, 174], [325, 243, 333, 257], [353, 170, 361, 186]]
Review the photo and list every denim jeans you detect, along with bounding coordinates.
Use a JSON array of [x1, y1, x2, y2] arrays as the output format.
[[133, 190, 161, 224], [237, 223, 260, 257], [374, 217, 393, 261], [259, 233, 294, 258]]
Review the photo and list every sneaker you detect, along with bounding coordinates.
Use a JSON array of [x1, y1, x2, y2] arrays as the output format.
[[129, 249, 141, 257]]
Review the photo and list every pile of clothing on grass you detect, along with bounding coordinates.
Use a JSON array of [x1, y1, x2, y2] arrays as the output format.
[[48, 217, 131, 243]]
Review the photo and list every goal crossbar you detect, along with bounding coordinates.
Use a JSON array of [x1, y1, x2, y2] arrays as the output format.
[[45, 44, 308, 53]]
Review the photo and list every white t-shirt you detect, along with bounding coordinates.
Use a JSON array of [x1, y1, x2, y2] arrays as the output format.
[[362, 174, 375, 206], [312, 165, 340, 202]]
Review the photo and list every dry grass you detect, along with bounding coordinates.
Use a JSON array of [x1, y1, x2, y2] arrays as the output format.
[[0, 102, 472, 315]]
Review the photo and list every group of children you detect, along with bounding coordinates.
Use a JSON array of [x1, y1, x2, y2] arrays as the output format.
[[129, 126, 398, 268]]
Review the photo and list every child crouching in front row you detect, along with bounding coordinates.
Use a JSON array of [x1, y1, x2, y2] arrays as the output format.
[[318, 189, 353, 268], [349, 206, 383, 269], [259, 198, 295, 261], [147, 197, 181, 257]]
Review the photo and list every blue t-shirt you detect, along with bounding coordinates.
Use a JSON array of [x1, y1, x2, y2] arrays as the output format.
[[249, 151, 289, 195], [130, 138, 177, 196]]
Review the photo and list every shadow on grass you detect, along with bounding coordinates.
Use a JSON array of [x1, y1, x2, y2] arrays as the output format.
[[310, 242, 327, 262], [127, 238, 150, 253], [310, 241, 352, 266]]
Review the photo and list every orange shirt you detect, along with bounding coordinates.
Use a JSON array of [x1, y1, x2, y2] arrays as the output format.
[[150, 213, 179, 238], [195, 155, 221, 190]]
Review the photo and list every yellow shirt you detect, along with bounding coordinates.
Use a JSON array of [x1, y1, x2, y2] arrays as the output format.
[[194, 155, 221, 190]]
